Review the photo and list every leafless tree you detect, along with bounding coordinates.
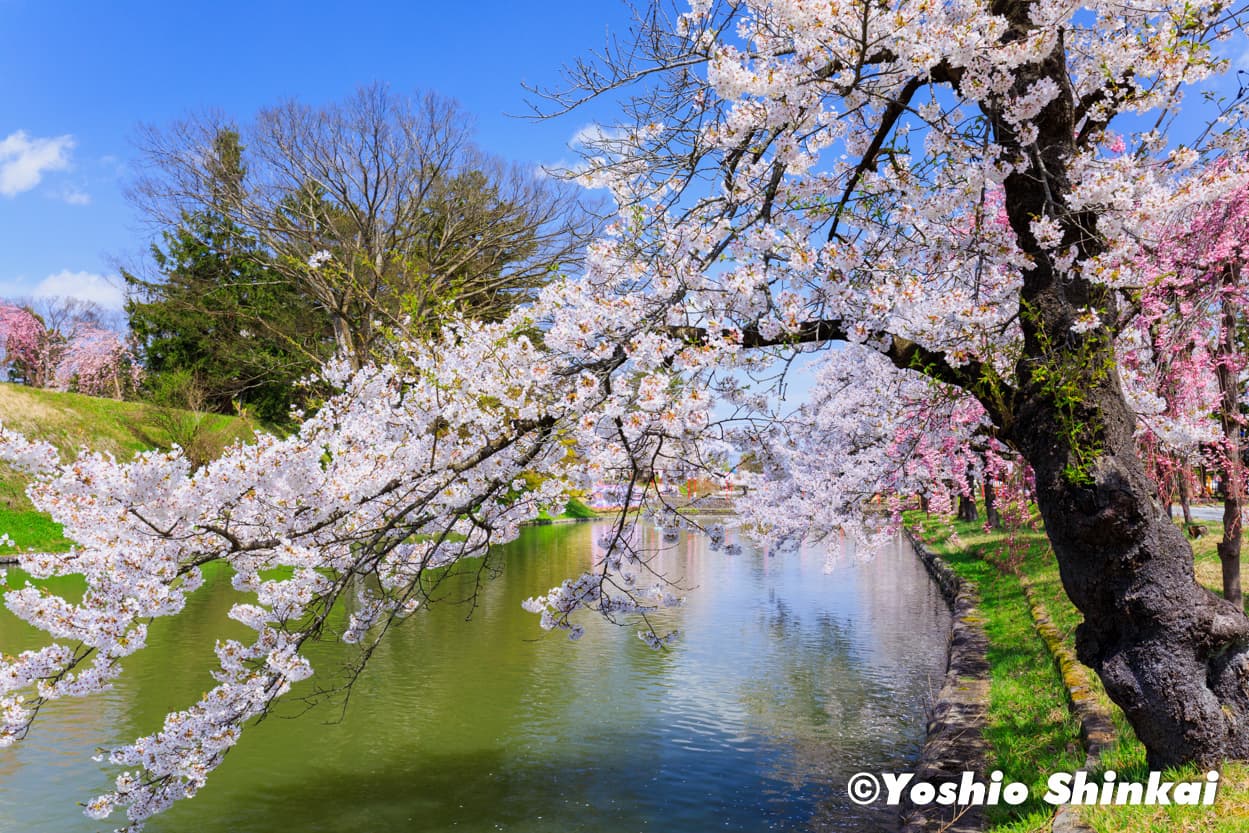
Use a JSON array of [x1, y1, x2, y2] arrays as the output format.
[[133, 85, 598, 369], [16, 295, 118, 335]]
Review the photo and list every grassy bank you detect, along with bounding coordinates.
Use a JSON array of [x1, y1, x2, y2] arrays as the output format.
[[910, 510, 1249, 832], [533, 497, 599, 522], [0, 383, 260, 553]]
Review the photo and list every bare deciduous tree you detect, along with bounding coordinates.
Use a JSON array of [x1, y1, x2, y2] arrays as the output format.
[[133, 85, 597, 369], [16, 295, 116, 335]]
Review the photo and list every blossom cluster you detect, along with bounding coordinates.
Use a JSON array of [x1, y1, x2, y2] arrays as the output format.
[[0, 303, 139, 398]]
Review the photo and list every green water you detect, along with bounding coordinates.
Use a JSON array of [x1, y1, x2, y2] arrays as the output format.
[[0, 523, 950, 833]]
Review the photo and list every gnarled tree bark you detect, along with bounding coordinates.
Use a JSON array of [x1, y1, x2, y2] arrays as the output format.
[[988, 33, 1249, 767]]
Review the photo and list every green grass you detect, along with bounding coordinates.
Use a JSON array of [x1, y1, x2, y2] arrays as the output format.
[[560, 496, 598, 519], [0, 506, 73, 552], [910, 509, 1249, 832], [533, 497, 600, 522], [0, 382, 256, 460], [912, 513, 1084, 830], [0, 382, 261, 553], [1186, 519, 1245, 612]]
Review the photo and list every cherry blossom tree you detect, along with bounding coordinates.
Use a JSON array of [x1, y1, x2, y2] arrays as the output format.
[[533, 0, 1248, 770], [1123, 156, 1249, 606], [0, 299, 137, 398], [732, 343, 1012, 547], [54, 322, 142, 399], [539, 0, 1249, 768], [3, 0, 1249, 828], [0, 302, 59, 387]]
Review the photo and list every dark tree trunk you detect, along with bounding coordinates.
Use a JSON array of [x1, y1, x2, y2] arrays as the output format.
[[984, 475, 1002, 530], [983, 30, 1249, 768], [1220, 500, 1242, 610], [1180, 473, 1194, 526], [1012, 402, 1249, 766], [957, 493, 979, 523], [1215, 284, 1243, 610], [957, 462, 979, 522]]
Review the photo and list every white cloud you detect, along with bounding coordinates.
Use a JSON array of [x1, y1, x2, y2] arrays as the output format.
[[58, 187, 91, 206], [0, 131, 75, 197], [569, 123, 628, 149], [539, 123, 633, 185], [0, 270, 125, 310], [35, 270, 123, 308]]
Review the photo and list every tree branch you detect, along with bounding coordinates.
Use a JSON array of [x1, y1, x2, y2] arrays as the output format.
[[667, 318, 1011, 424]]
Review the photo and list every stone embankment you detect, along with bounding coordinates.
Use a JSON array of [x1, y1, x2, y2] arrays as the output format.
[[901, 528, 1117, 833], [901, 529, 991, 833]]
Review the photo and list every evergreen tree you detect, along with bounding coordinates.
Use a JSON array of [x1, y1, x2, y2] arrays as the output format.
[[125, 132, 333, 424]]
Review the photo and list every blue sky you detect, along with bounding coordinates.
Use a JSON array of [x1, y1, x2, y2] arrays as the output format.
[[0, 0, 632, 309], [2, 1, 1247, 315]]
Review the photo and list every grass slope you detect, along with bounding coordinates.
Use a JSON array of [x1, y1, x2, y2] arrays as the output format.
[[0, 383, 259, 552]]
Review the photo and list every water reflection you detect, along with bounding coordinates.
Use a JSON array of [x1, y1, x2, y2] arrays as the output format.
[[0, 524, 949, 833]]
